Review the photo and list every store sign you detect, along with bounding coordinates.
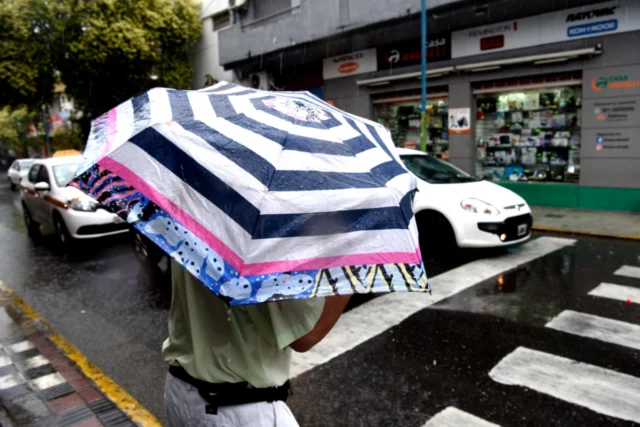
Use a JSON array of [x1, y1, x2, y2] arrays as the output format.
[[377, 35, 451, 69], [323, 48, 377, 80], [452, 0, 640, 58], [591, 74, 640, 92], [583, 65, 640, 159]]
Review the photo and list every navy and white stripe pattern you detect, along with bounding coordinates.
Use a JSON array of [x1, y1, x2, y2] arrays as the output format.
[[72, 82, 429, 305]]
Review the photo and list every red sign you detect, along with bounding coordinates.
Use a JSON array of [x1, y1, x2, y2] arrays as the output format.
[[480, 35, 505, 51], [338, 62, 359, 74]]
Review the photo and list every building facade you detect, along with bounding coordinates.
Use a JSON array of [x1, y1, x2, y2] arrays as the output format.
[[205, 0, 640, 211]]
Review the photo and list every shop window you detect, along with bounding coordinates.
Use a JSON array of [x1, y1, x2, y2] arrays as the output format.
[[373, 98, 450, 160], [475, 86, 581, 184]]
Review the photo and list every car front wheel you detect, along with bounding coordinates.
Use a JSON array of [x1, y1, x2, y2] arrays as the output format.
[[132, 230, 164, 265], [53, 214, 75, 250], [416, 211, 458, 259]]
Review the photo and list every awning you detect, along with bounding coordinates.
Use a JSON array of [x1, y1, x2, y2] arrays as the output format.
[[357, 46, 601, 87]]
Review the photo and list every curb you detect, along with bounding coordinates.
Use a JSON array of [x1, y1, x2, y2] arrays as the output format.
[[0, 281, 161, 426], [532, 225, 640, 241]]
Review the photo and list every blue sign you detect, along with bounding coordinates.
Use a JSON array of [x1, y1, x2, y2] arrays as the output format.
[[567, 19, 618, 37]]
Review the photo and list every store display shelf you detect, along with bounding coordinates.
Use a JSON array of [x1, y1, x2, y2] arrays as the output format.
[[481, 162, 570, 167], [478, 145, 578, 150]]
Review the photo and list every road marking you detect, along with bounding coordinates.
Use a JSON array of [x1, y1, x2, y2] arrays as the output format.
[[588, 282, 640, 304], [423, 407, 500, 427], [489, 347, 640, 424], [545, 310, 640, 351], [291, 236, 575, 377], [0, 281, 161, 427], [614, 265, 640, 279], [0, 373, 24, 390], [7, 340, 35, 354], [31, 372, 66, 390]]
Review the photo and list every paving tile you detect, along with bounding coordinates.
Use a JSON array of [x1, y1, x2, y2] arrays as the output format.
[[40, 382, 75, 401], [25, 364, 56, 380], [0, 353, 12, 368], [10, 347, 41, 361], [78, 386, 104, 404], [47, 392, 85, 413], [17, 355, 51, 371], [72, 416, 104, 427], [31, 372, 66, 391], [55, 405, 94, 426], [7, 340, 35, 354], [0, 334, 28, 345], [87, 399, 134, 425], [0, 372, 25, 390], [3, 392, 51, 425], [0, 364, 17, 377], [0, 383, 32, 401]]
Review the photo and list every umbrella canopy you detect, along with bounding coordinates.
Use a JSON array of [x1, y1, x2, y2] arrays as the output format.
[[70, 82, 429, 305]]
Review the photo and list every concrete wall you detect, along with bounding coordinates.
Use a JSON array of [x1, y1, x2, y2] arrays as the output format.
[[324, 31, 640, 188], [191, 1, 234, 89], [217, 0, 467, 66]]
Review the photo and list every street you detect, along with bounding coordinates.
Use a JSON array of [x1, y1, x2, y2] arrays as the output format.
[[0, 175, 639, 426]]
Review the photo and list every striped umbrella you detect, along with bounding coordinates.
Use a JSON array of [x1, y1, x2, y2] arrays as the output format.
[[71, 82, 429, 305]]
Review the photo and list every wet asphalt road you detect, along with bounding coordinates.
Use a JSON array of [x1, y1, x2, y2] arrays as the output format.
[[0, 173, 639, 426]]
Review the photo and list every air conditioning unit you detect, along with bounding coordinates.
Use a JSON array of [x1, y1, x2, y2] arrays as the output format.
[[247, 72, 273, 90]]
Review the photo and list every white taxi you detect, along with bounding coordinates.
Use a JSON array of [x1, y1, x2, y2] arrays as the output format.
[[396, 148, 532, 254], [20, 156, 128, 246]]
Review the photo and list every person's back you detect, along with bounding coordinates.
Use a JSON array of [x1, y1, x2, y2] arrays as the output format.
[[163, 259, 350, 426]]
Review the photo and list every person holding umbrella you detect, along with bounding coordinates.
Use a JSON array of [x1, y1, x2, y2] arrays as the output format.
[[70, 82, 429, 426], [162, 261, 351, 425]]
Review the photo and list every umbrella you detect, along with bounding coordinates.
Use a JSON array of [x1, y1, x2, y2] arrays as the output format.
[[70, 82, 430, 305]]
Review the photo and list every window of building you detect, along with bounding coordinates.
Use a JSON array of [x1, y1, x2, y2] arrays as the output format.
[[212, 11, 231, 31], [254, 0, 292, 20], [475, 86, 582, 183]]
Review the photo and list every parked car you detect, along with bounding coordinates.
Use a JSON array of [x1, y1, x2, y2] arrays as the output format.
[[20, 156, 128, 247], [396, 148, 532, 254], [7, 159, 34, 191]]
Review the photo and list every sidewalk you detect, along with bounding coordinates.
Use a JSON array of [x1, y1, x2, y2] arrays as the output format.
[[0, 284, 140, 426], [532, 206, 640, 240]]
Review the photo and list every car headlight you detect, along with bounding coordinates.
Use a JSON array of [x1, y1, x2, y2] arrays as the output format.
[[69, 197, 99, 212], [461, 198, 500, 215]]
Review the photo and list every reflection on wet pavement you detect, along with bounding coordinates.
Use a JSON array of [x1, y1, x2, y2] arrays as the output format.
[[432, 237, 640, 328]]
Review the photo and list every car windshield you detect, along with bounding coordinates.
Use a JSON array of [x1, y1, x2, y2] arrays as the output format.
[[401, 155, 477, 184], [52, 163, 79, 187]]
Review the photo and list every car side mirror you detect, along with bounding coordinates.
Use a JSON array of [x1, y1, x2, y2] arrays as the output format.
[[34, 182, 50, 192]]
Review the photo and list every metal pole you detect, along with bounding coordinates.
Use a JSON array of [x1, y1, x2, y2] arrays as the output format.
[[419, 0, 428, 152]]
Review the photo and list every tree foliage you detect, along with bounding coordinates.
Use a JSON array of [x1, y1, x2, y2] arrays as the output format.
[[1, 0, 201, 143], [0, 0, 56, 108], [0, 106, 41, 156], [55, 0, 201, 123]]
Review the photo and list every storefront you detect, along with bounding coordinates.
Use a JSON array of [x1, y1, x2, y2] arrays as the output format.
[[319, 0, 640, 211], [474, 73, 582, 184], [372, 89, 450, 159]]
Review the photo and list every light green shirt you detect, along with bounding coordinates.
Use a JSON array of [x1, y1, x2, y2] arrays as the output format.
[[162, 259, 325, 388]]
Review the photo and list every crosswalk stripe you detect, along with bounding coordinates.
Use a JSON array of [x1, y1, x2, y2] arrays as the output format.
[[423, 407, 500, 427], [588, 282, 640, 304], [545, 310, 640, 351], [490, 347, 640, 424], [614, 265, 640, 279], [290, 236, 575, 377]]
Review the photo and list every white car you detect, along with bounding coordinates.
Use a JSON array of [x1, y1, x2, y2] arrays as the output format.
[[7, 159, 35, 190], [20, 156, 128, 246], [396, 148, 532, 252]]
